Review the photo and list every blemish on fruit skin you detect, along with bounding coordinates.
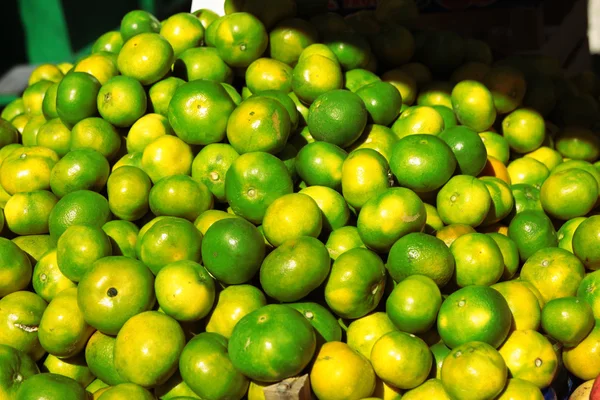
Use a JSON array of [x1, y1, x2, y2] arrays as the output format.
[[14, 323, 38, 333]]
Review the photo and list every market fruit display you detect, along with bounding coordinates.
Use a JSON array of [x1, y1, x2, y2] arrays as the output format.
[[1, 0, 600, 399]]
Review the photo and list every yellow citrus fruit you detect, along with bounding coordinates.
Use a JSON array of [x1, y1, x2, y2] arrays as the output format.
[[193, 209, 239, 236], [490, 280, 541, 331], [496, 378, 544, 400], [292, 54, 343, 105], [74, 53, 119, 85], [520, 247, 585, 303], [357, 187, 426, 253], [31, 249, 77, 302], [117, 32, 174, 86], [36, 118, 72, 157], [205, 284, 267, 338], [141, 135, 193, 183], [70, 117, 122, 161], [381, 69, 417, 105], [346, 312, 398, 360], [562, 319, 600, 380], [28, 64, 63, 86], [402, 378, 451, 400], [148, 174, 213, 222], [4, 190, 58, 235], [155, 260, 215, 322], [23, 80, 54, 116], [159, 12, 205, 57], [370, 331, 432, 390], [126, 113, 173, 154], [102, 220, 139, 258], [0, 145, 59, 195], [498, 330, 558, 388], [342, 148, 391, 212], [441, 341, 507, 400], [12, 234, 53, 264], [262, 193, 322, 247], [107, 165, 152, 221], [310, 341, 376, 400], [299, 185, 350, 233], [325, 226, 366, 260], [38, 287, 95, 358]]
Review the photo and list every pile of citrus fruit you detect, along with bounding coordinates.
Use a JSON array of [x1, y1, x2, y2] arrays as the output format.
[[1, 0, 600, 399]]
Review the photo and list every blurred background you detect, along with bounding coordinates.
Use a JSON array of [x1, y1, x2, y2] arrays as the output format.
[[0, 0, 594, 101]]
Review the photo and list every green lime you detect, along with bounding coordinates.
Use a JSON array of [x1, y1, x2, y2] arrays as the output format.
[[201, 218, 265, 285], [228, 304, 316, 382], [307, 89, 368, 149], [387, 232, 455, 287], [387, 275, 442, 334], [437, 285, 511, 348], [260, 236, 330, 302], [507, 210, 558, 262], [436, 175, 492, 227]]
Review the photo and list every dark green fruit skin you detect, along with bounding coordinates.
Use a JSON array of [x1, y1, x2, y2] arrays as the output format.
[[386, 275, 442, 334], [56, 72, 101, 127], [85, 331, 127, 385], [139, 217, 203, 276], [120, 10, 161, 42], [432, 105, 457, 129], [439, 126, 488, 176], [201, 218, 266, 285], [390, 134, 456, 193], [0, 117, 19, 147], [356, 81, 403, 126], [17, 373, 88, 400], [324, 248, 387, 319], [307, 90, 368, 149], [224, 152, 294, 224], [386, 232, 455, 287], [260, 236, 331, 302], [506, 183, 543, 222], [508, 210, 558, 262], [48, 190, 111, 242], [286, 302, 342, 349], [0, 344, 39, 399], [228, 304, 316, 383], [179, 332, 249, 400], [324, 32, 371, 71], [541, 297, 594, 346], [50, 149, 110, 198], [173, 47, 234, 84], [168, 80, 236, 145], [295, 141, 347, 191], [437, 285, 512, 349]]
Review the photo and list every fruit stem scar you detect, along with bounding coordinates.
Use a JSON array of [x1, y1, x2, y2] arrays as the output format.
[[209, 171, 219, 181], [107, 287, 118, 297], [304, 311, 314, 320], [247, 188, 256, 197], [535, 358, 542, 367]]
